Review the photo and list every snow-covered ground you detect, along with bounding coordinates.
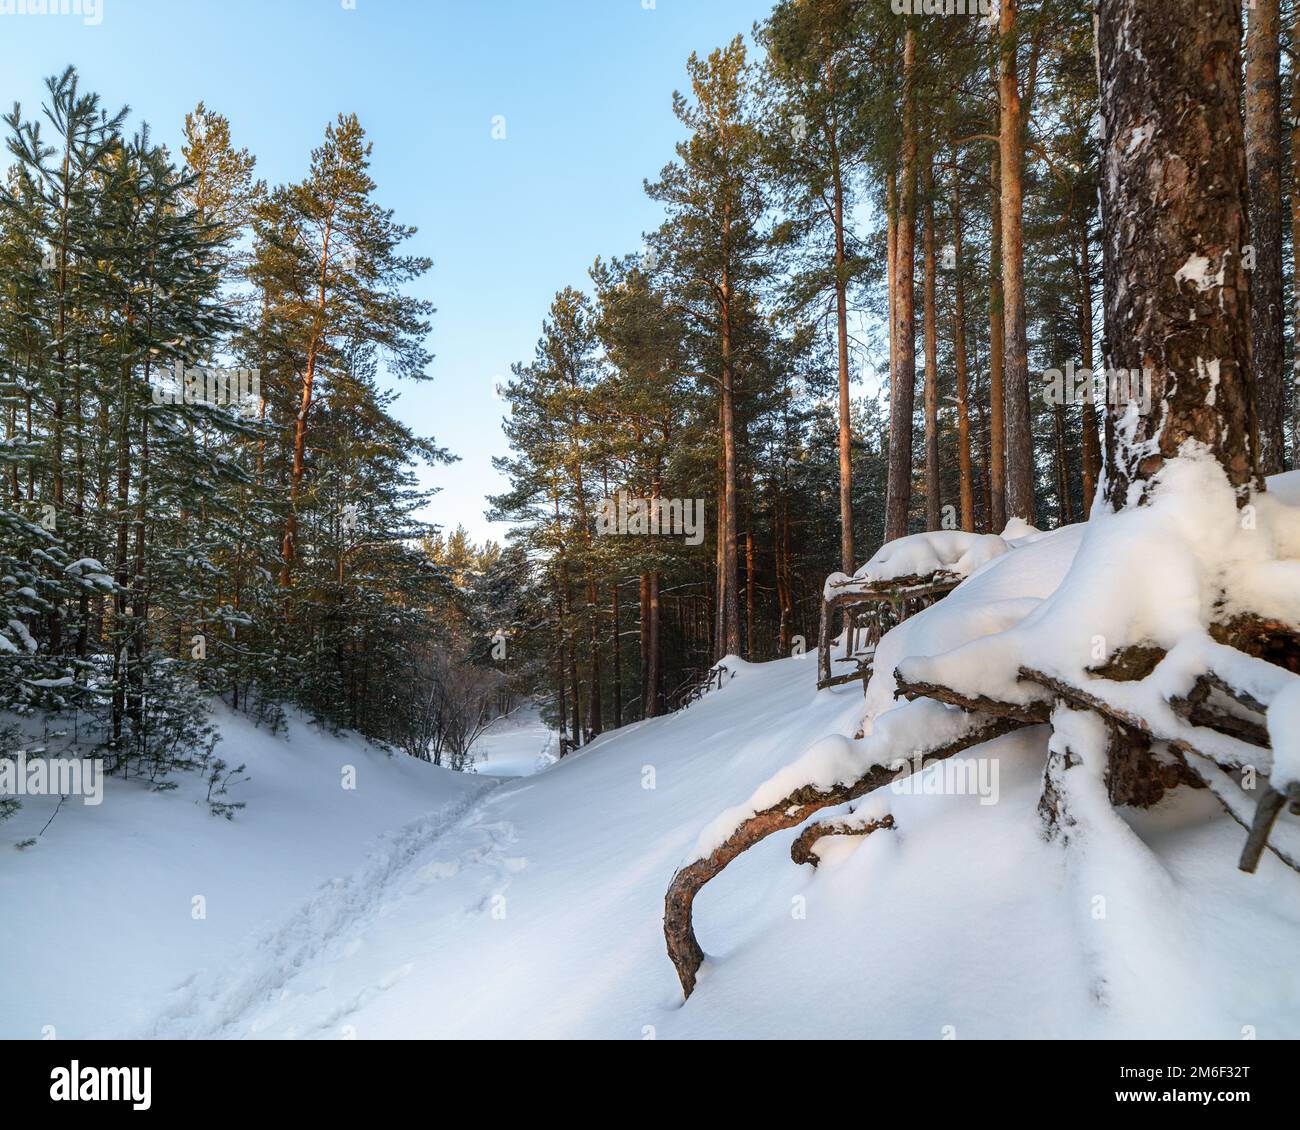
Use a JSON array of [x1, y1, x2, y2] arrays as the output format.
[[5, 640, 1298, 1038], [4, 498, 1300, 1037], [0, 707, 492, 1040], [468, 707, 558, 778]]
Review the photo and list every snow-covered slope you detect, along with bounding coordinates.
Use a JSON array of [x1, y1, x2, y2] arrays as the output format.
[[0, 706, 491, 1039], [5, 588, 1299, 1038]]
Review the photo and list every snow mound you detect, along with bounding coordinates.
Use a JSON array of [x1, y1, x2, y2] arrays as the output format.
[[824, 529, 1015, 598], [854, 529, 1010, 584]]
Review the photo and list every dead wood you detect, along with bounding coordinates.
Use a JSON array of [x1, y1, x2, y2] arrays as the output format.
[[895, 669, 1050, 724], [1168, 672, 1269, 748], [790, 814, 895, 867], [664, 713, 1027, 999], [1240, 782, 1300, 873]]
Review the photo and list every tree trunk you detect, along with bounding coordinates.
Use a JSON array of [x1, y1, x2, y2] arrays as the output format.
[[999, 0, 1037, 524], [647, 570, 661, 717], [639, 571, 650, 718], [1292, 6, 1300, 468], [923, 161, 942, 531], [1077, 223, 1102, 513], [1053, 403, 1074, 524], [1097, 0, 1259, 507], [745, 527, 756, 660], [611, 581, 621, 729], [951, 154, 975, 532], [825, 62, 855, 573], [988, 74, 1008, 533], [1245, 0, 1287, 474], [587, 575, 603, 737], [885, 28, 918, 544]]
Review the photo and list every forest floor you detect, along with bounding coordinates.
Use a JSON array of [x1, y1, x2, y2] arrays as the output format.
[[5, 624, 1299, 1037]]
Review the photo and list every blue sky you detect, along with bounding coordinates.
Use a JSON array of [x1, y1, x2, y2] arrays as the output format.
[[0, 0, 774, 544]]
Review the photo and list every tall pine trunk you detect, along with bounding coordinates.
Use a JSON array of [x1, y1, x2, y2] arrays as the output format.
[[885, 28, 917, 544], [831, 108, 854, 572], [950, 154, 975, 531], [999, 0, 1036, 524], [923, 160, 941, 531], [988, 68, 1008, 533]]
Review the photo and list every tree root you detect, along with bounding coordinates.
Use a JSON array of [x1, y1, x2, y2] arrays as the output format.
[[790, 813, 895, 867], [664, 713, 1027, 999]]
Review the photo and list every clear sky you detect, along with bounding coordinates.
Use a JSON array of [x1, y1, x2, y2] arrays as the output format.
[[0, 0, 774, 545]]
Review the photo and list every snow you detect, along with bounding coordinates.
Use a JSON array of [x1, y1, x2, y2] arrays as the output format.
[[4, 458, 1299, 1038], [468, 706, 558, 777], [826, 521, 1049, 599], [853, 529, 1009, 584], [1175, 253, 1224, 292], [3, 628, 1298, 1038], [0, 704, 491, 1040], [1269, 682, 1300, 793], [901, 450, 1300, 730]]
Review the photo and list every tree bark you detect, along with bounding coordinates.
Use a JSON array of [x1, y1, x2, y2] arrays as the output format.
[[951, 154, 975, 532], [923, 160, 942, 531], [1097, 0, 1260, 506], [611, 581, 621, 729], [884, 28, 918, 544], [999, 0, 1037, 524], [830, 84, 855, 573], [1077, 223, 1102, 513], [988, 73, 1008, 533], [1292, 6, 1300, 468], [1244, 0, 1287, 474]]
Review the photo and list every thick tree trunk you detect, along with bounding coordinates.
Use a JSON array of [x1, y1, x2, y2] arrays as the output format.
[[999, 0, 1036, 524], [884, 28, 917, 544], [1097, 0, 1260, 506], [923, 161, 942, 531], [1245, 0, 1287, 474], [1292, 6, 1300, 468]]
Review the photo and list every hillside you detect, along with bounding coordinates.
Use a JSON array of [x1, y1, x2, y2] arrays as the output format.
[[6, 500, 1298, 1038]]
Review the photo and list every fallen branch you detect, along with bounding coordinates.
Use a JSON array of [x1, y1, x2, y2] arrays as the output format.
[[663, 713, 1027, 999], [790, 813, 895, 867], [1168, 673, 1269, 748], [895, 671, 1050, 724], [1239, 782, 1300, 874]]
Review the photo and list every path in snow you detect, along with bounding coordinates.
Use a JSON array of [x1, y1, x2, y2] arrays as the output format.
[[468, 707, 558, 778]]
